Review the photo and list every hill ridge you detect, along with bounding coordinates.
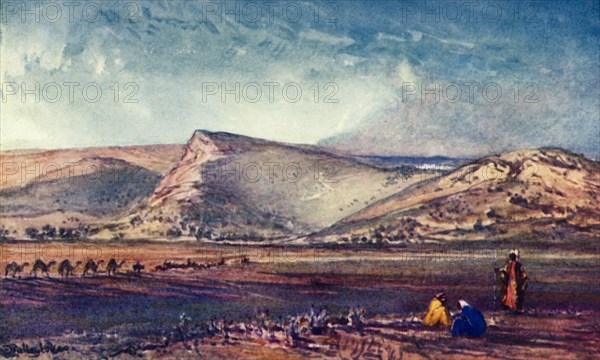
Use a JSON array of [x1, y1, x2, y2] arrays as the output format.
[[314, 147, 599, 244]]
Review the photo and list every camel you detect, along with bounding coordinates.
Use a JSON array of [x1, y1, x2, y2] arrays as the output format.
[[58, 260, 83, 278], [154, 264, 166, 272], [132, 260, 144, 273], [82, 259, 104, 277], [31, 260, 57, 278], [106, 259, 126, 276], [4, 262, 30, 278]]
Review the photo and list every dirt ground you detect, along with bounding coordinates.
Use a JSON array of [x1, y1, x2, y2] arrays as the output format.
[[162, 311, 600, 360], [0, 241, 598, 359]]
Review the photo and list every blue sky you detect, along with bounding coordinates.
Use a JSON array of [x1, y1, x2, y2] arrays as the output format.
[[1, 0, 598, 157]]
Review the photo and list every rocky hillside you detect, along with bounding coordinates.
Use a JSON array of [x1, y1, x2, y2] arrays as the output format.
[[5, 136, 594, 245], [315, 148, 599, 244], [102, 131, 424, 241]]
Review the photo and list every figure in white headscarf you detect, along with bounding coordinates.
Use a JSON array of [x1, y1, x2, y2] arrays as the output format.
[[451, 300, 487, 337]]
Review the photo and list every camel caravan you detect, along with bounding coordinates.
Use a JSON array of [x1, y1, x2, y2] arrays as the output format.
[[3, 258, 130, 279], [3, 255, 250, 279]]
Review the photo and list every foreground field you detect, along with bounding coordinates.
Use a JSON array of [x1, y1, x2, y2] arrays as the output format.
[[0, 241, 598, 359], [148, 311, 600, 360]]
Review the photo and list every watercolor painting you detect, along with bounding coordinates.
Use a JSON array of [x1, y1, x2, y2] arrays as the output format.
[[0, 1, 599, 359]]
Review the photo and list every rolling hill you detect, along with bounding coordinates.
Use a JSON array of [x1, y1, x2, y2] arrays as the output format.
[[0, 144, 185, 188], [2, 134, 596, 245], [314, 148, 599, 245], [98, 130, 427, 240], [0, 145, 184, 238]]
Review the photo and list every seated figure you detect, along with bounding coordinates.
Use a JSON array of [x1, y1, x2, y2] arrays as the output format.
[[451, 300, 487, 337], [423, 292, 451, 327]]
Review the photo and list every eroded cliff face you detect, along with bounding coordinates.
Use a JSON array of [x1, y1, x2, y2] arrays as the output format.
[[148, 131, 226, 207], [99, 130, 417, 240]]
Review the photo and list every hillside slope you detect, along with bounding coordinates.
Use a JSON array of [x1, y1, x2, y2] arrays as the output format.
[[0, 145, 184, 238], [0, 157, 164, 238], [102, 131, 427, 240], [0, 157, 161, 217], [316, 148, 599, 244], [0, 144, 184, 188]]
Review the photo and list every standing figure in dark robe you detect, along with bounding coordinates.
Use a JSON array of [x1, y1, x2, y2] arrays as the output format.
[[498, 249, 528, 312]]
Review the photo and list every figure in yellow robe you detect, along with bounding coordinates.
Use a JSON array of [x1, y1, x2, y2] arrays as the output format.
[[423, 292, 451, 327]]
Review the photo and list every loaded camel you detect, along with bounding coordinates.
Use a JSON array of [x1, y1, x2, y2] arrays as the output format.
[[132, 260, 145, 273], [153, 256, 235, 272], [58, 260, 83, 278], [31, 259, 57, 278], [82, 259, 104, 277], [4, 262, 30, 278], [106, 259, 126, 276]]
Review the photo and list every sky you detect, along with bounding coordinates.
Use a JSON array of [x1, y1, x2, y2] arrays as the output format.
[[1, 0, 599, 157]]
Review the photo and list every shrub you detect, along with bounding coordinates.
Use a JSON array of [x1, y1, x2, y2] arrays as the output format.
[[25, 227, 39, 240], [167, 227, 182, 238]]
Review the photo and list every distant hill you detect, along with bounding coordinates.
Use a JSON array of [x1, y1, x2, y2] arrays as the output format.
[[350, 155, 470, 170], [0, 157, 161, 217], [99, 130, 427, 240], [0, 144, 184, 188], [314, 148, 600, 244], [0, 145, 184, 238]]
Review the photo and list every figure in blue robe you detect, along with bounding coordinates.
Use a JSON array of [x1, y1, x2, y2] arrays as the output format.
[[451, 300, 487, 337]]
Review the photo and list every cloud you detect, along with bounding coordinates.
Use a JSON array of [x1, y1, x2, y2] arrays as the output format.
[[0, 0, 597, 158], [299, 29, 354, 46]]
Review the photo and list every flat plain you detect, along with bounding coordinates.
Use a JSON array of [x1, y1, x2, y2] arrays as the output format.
[[1, 241, 598, 359]]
